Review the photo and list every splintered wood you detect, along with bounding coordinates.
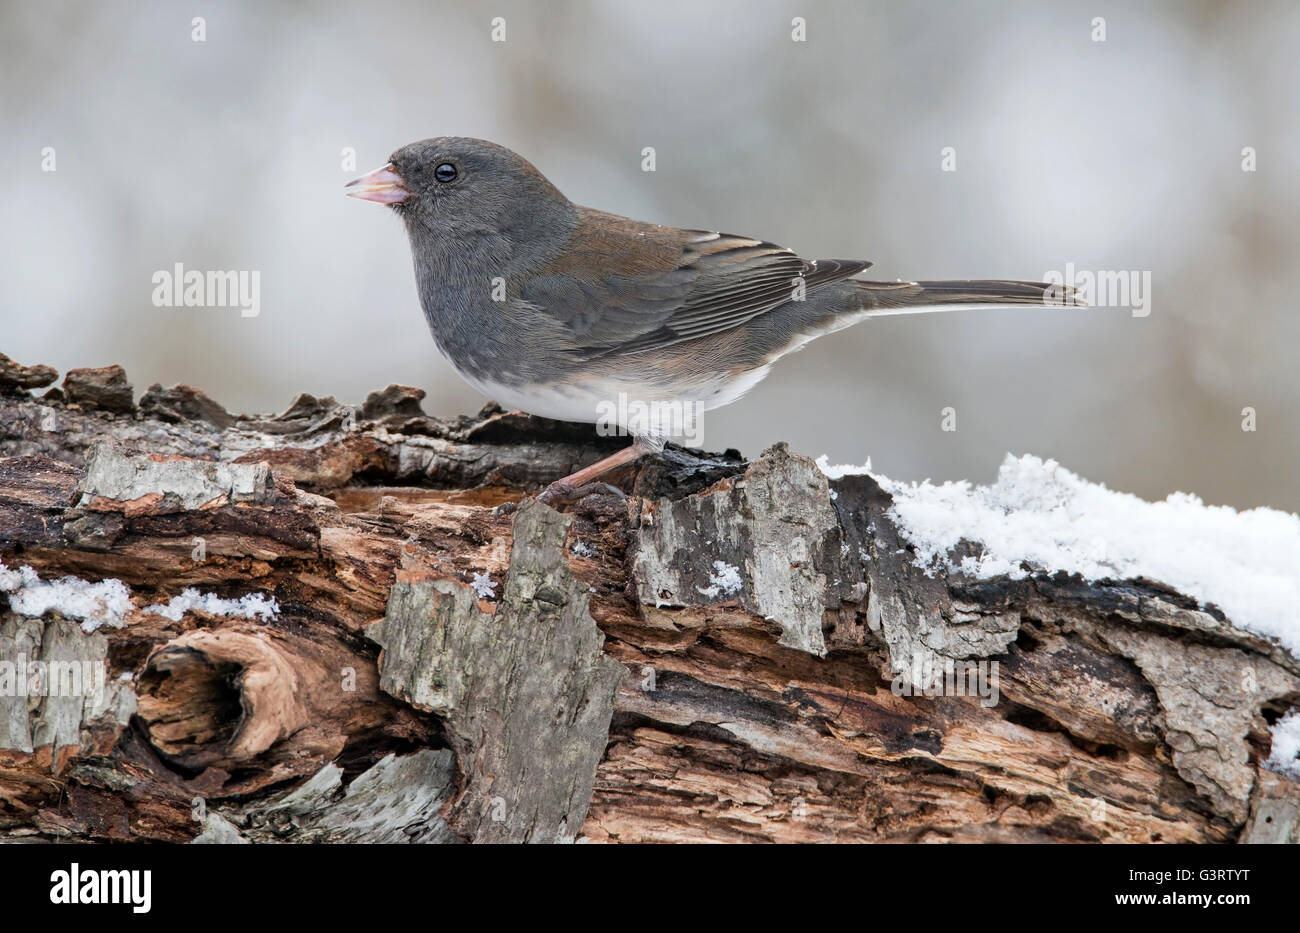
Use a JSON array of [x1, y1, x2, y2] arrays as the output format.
[[0, 359, 1296, 843]]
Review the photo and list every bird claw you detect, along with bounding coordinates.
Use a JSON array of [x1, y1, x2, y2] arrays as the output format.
[[537, 480, 627, 507]]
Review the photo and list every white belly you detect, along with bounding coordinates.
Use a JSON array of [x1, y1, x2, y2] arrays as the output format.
[[457, 367, 772, 444]]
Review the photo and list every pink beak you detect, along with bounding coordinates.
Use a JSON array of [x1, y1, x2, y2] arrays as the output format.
[[345, 164, 410, 204]]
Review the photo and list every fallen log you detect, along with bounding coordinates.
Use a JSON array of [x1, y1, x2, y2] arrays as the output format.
[[0, 352, 1296, 843]]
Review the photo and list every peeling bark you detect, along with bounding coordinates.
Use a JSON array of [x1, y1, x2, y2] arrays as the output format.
[[0, 354, 1296, 843], [370, 501, 623, 843]]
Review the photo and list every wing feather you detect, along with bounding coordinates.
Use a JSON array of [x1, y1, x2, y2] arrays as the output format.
[[521, 210, 870, 359]]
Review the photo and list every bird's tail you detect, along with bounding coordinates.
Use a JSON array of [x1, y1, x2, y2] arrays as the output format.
[[853, 278, 1082, 315]]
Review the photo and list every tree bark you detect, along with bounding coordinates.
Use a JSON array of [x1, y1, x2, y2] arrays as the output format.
[[0, 355, 1296, 843]]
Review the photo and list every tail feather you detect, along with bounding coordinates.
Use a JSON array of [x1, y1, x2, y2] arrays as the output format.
[[854, 279, 1082, 314]]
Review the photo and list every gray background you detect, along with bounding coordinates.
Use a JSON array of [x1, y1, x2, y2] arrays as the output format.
[[3, 0, 1296, 509]]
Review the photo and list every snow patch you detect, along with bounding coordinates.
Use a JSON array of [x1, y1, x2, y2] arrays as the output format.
[[1267, 711, 1300, 780], [697, 560, 744, 599], [0, 561, 132, 632], [469, 571, 497, 600], [815, 454, 873, 480], [874, 454, 1300, 657], [143, 589, 279, 622], [1, 559, 280, 631]]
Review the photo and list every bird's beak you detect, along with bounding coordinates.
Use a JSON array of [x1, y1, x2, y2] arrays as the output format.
[[345, 164, 410, 204]]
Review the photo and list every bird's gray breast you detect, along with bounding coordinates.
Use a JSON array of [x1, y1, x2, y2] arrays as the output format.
[[416, 278, 573, 389]]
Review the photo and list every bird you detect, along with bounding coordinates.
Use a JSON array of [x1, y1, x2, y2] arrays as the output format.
[[347, 137, 1075, 501]]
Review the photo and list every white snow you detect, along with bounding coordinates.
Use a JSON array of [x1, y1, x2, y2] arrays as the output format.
[[1, 559, 279, 630], [570, 541, 596, 558], [0, 561, 132, 632], [469, 571, 497, 600], [814, 455, 873, 480], [698, 560, 744, 599], [143, 589, 279, 622], [855, 454, 1300, 658], [1267, 711, 1300, 780]]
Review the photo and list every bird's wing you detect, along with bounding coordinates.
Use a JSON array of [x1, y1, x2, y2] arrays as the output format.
[[520, 208, 871, 358]]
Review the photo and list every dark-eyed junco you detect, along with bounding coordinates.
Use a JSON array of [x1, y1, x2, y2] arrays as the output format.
[[347, 137, 1072, 499]]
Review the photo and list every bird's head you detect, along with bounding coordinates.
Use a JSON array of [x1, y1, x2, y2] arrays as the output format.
[[346, 137, 572, 254]]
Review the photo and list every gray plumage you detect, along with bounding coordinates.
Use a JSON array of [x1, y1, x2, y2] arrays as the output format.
[[348, 137, 1071, 438]]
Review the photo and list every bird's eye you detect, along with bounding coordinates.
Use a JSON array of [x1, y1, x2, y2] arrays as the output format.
[[433, 162, 458, 183]]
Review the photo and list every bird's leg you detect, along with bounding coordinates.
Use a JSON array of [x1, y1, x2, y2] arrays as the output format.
[[537, 437, 657, 505]]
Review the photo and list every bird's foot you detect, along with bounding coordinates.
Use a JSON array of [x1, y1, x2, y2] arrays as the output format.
[[537, 480, 627, 507]]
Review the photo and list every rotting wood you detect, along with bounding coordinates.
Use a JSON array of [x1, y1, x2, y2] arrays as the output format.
[[0, 355, 1296, 843]]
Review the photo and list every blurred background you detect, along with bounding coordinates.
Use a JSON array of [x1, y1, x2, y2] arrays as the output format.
[[2, 0, 1297, 510]]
